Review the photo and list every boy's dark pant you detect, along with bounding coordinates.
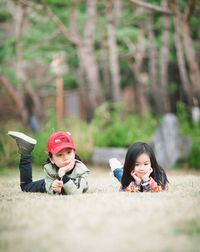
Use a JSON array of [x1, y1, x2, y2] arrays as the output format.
[[19, 155, 46, 193]]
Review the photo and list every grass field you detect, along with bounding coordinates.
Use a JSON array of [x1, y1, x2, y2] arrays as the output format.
[[0, 166, 200, 252]]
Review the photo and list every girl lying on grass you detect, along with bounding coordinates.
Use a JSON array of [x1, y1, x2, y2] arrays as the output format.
[[8, 131, 89, 195], [109, 142, 169, 192]]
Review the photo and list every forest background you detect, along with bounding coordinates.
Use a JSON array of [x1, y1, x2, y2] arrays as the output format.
[[0, 0, 200, 169]]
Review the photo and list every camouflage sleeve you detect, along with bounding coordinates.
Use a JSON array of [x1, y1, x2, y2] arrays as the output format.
[[62, 171, 89, 195], [44, 168, 56, 195]]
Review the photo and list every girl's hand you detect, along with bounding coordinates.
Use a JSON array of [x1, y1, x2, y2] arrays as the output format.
[[52, 179, 63, 193], [131, 171, 142, 185], [142, 167, 153, 181]]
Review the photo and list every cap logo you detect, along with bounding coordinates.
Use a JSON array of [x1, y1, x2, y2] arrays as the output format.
[[47, 131, 75, 153]]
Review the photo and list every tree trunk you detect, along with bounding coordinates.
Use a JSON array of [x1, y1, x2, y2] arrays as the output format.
[[15, 3, 27, 90], [182, 0, 200, 95], [69, 0, 90, 119], [170, 2, 193, 105], [159, 0, 171, 112], [99, 28, 111, 100], [15, 0, 102, 120], [128, 27, 148, 115], [128, 0, 172, 14], [25, 83, 43, 121], [146, 14, 160, 113], [0, 74, 26, 122], [83, 0, 103, 110], [106, 0, 121, 102], [14, 3, 43, 129], [70, 0, 103, 120]]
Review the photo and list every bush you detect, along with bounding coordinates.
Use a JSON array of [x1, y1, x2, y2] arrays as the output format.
[[2, 102, 199, 169], [91, 103, 157, 147], [177, 101, 200, 169], [0, 121, 38, 167], [0, 115, 94, 167], [188, 141, 200, 168]]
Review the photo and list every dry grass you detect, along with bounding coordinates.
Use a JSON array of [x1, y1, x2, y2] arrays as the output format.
[[0, 167, 200, 252]]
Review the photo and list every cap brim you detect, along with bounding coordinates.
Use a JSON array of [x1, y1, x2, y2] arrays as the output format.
[[51, 143, 75, 154]]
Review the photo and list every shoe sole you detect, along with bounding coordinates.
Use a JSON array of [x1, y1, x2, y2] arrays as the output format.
[[109, 158, 123, 171], [8, 131, 37, 144]]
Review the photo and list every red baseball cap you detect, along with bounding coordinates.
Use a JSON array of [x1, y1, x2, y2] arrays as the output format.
[[47, 131, 76, 154]]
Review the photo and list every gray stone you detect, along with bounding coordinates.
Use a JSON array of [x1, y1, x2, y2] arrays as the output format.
[[91, 147, 127, 165], [152, 113, 192, 168], [192, 106, 200, 124]]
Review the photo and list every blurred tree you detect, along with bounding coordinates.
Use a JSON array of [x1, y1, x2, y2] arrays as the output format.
[[0, 73, 26, 122], [125, 26, 148, 115], [13, 0, 104, 120], [169, 0, 200, 105], [158, 0, 171, 113], [0, 0, 199, 122], [105, 0, 121, 103]]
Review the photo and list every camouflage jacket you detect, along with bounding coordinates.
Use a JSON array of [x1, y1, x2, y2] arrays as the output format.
[[43, 159, 90, 195]]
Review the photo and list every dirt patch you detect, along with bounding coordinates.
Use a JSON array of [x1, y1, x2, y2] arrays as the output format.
[[0, 167, 200, 252]]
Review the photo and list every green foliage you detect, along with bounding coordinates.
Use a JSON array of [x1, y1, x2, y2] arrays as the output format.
[[0, 37, 16, 62], [64, 119, 94, 162], [92, 103, 157, 147], [188, 141, 200, 169], [176, 102, 200, 169], [0, 0, 199, 98], [0, 10, 12, 22], [117, 27, 138, 42], [0, 67, 17, 87], [176, 101, 190, 132], [0, 112, 94, 167], [42, 0, 70, 7], [63, 74, 78, 89], [32, 130, 50, 166], [0, 121, 37, 167]]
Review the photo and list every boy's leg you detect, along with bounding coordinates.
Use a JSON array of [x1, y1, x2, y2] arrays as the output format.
[[19, 154, 46, 193], [8, 131, 46, 193], [109, 158, 123, 182]]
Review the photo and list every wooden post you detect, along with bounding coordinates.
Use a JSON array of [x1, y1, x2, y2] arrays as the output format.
[[50, 54, 68, 124], [56, 75, 64, 121]]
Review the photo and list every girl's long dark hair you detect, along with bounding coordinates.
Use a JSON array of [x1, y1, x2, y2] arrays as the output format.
[[121, 142, 169, 188]]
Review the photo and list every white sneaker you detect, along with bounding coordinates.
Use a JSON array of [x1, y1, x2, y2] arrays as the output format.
[[8, 131, 37, 155], [109, 158, 123, 172]]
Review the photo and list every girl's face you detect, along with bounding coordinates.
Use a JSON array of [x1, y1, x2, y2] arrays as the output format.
[[133, 153, 151, 179], [50, 148, 75, 169]]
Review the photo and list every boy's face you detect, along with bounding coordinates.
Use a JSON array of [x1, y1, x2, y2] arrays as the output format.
[[50, 148, 75, 170]]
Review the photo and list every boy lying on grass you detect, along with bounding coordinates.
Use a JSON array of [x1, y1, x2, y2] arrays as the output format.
[[8, 131, 89, 195]]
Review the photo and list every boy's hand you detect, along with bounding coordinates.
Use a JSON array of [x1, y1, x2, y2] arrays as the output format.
[[52, 179, 63, 193], [58, 160, 75, 176], [58, 167, 66, 178]]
